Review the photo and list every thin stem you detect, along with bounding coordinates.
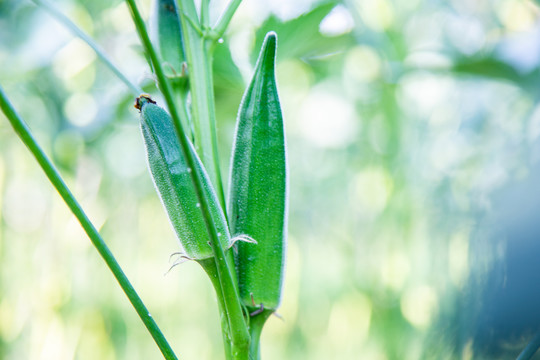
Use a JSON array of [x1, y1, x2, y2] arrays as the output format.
[[248, 310, 272, 360], [213, 0, 242, 39], [175, 1, 250, 355], [31, 0, 142, 96], [199, 249, 240, 359], [180, 10, 203, 35], [0, 85, 178, 360], [199, 258, 233, 360], [201, 0, 210, 28], [124, 1, 249, 358], [517, 332, 540, 360], [173, 83, 194, 141], [177, 0, 227, 211]]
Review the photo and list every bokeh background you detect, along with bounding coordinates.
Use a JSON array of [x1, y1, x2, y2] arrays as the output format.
[[2, 0, 540, 359]]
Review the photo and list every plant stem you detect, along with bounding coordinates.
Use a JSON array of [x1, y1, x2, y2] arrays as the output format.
[[200, 0, 210, 28], [213, 0, 242, 39], [517, 332, 540, 360], [0, 85, 178, 360], [199, 258, 233, 360], [248, 310, 273, 360], [124, 1, 249, 358], [31, 0, 142, 96], [177, 0, 227, 210], [199, 248, 241, 359], [176, 1, 251, 357], [173, 83, 194, 140]]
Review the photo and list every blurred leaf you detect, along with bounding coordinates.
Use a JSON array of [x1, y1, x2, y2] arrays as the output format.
[[213, 41, 244, 118], [251, 1, 355, 64], [0, 2, 38, 48], [451, 56, 540, 93], [452, 57, 524, 83]]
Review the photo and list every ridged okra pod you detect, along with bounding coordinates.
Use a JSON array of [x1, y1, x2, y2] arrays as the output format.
[[152, 0, 185, 75], [151, 0, 191, 139], [137, 95, 230, 260], [228, 32, 288, 311]]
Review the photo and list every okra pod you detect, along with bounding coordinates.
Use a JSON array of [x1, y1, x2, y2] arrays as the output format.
[[137, 95, 230, 260], [228, 32, 288, 311], [152, 0, 185, 75]]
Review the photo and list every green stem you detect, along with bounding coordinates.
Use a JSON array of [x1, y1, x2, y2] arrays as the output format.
[[173, 84, 194, 141], [177, 0, 227, 211], [124, 1, 249, 358], [31, 0, 141, 96], [176, 2, 250, 356], [201, 0, 210, 28], [213, 0, 242, 39], [248, 310, 272, 360], [517, 332, 540, 360], [0, 86, 177, 360], [199, 258, 233, 360], [198, 249, 241, 359]]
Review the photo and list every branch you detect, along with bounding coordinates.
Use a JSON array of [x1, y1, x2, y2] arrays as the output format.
[[0, 85, 178, 360]]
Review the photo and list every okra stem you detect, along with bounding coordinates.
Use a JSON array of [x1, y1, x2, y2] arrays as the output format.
[[125, 0, 249, 358], [200, 0, 211, 28], [213, 0, 243, 40], [248, 310, 273, 360], [176, 0, 227, 210], [199, 258, 233, 360]]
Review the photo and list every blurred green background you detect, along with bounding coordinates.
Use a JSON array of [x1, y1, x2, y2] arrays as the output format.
[[2, 0, 540, 359]]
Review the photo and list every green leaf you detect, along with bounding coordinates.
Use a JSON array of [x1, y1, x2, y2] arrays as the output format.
[[139, 96, 230, 260], [450, 55, 540, 95], [228, 32, 287, 311], [213, 42, 245, 119], [251, 2, 354, 63], [452, 56, 525, 84]]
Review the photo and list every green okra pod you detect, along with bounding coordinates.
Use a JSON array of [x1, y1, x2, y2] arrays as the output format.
[[152, 0, 185, 76], [152, 0, 192, 141], [137, 95, 230, 260], [228, 32, 288, 311]]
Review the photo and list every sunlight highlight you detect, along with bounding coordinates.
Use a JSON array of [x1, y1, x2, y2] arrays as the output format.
[[400, 285, 438, 329]]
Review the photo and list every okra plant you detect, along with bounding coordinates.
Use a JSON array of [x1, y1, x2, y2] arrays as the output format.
[[0, 0, 286, 359]]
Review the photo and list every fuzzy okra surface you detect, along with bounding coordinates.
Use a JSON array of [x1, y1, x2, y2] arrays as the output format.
[[228, 33, 288, 311], [139, 96, 230, 260]]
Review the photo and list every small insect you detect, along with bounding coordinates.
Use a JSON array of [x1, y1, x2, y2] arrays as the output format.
[[134, 94, 156, 111]]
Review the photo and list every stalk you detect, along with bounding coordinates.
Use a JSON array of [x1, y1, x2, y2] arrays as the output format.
[[517, 332, 540, 360], [176, 0, 227, 211], [248, 310, 273, 360], [124, 1, 250, 358], [0, 85, 178, 360], [201, 0, 210, 28], [213, 0, 243, 39], [199, 258, 233, 360]]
